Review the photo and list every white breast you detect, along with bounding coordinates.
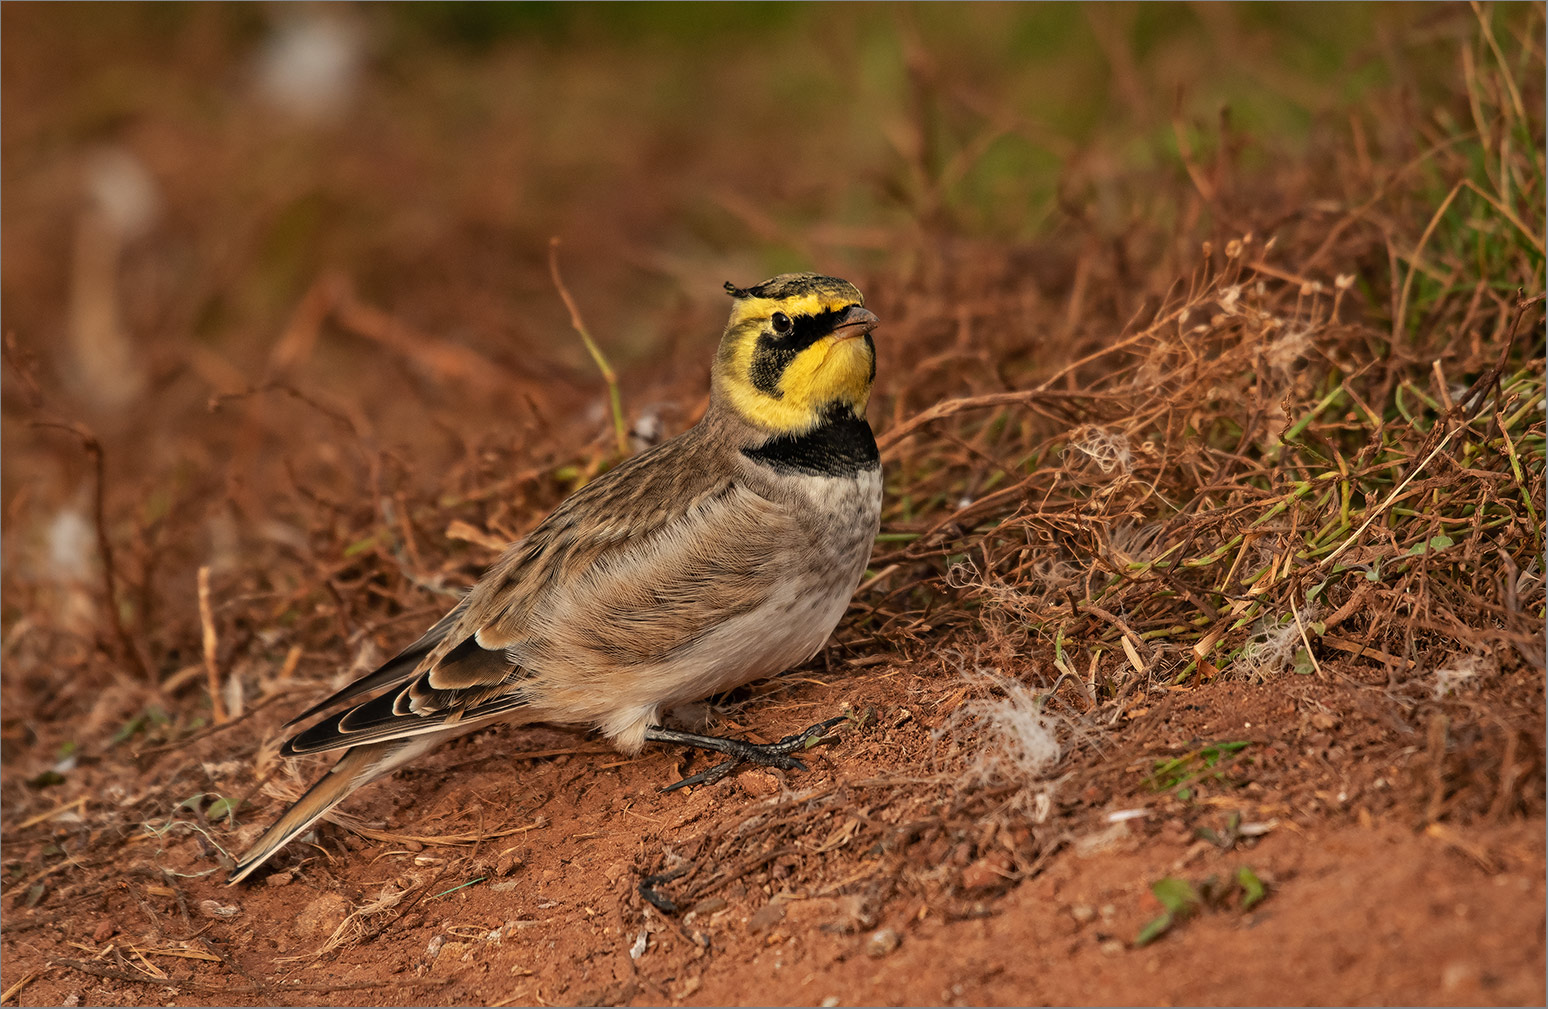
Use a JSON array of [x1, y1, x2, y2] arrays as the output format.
[[599, 466, 882, 750]]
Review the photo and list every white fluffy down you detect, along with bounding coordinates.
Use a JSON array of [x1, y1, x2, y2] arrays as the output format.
[[940, 668, 1063, 802]]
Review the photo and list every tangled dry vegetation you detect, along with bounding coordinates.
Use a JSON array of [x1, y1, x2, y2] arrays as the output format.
[[876, 240, 1543, 693], [1, 5, 1543, 1001]]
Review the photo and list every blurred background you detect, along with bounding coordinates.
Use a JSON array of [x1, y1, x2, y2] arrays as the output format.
[[1, 1, 1466, 424]]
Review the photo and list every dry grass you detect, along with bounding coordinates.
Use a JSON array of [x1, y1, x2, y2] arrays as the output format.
[[869, 247, 1542, 689]]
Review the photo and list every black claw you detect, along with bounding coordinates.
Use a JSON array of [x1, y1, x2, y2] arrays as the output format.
[[661, 758, 738, 792], [639, 867, 688, 913], [647, 715, 846, 792], [776, 716, 846, 751]]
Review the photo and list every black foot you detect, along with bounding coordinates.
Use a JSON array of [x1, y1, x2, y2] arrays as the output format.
[[639, 867, 687, 913], [645, 716, 846, 792]]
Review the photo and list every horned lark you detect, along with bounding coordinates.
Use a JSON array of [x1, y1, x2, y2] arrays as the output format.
[[229, 273, 882, 883]]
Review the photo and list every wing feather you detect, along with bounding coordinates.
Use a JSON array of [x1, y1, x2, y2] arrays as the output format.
[[281, 599, 469, 728], [278, 431, 797, 756]]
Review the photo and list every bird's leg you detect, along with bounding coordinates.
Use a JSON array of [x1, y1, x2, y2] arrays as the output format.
[[645, 716, 846, 792]]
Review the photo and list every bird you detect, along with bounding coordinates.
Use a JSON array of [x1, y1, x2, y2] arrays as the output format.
[[228, 272, 883, 883]]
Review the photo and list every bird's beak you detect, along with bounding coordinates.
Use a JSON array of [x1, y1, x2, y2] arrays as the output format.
[[832, 305, 879, 340]]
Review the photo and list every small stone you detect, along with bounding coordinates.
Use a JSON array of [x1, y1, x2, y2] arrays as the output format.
[[678, 976, 701, 999], [400, 839, 424, 852], [198, 899, 240, 919], [740, 770, 781, 798], [747, 900, 786, 933], [1100, 939, 1124, 956], [400, 913, 423, 930], [960, 854, 1011, 892], [686, 896, 727, 919], [425, 934, 445, 960], [1070, 904, 1096, 925], [1099, 903, 1116, 920], [264, 871, 294, 888], [865, 927, 901, 958], [295, 893, 351, 937], [91, 919, 116, 943], [1441, 961, 1479, 993]]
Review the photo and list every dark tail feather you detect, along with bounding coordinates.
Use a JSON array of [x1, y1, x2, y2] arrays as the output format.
[[226, 738, 425, 885]]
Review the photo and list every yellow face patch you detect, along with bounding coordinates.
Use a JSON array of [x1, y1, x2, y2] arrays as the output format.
[[712, 274, 876, 434], [724, 290, 858, 330]]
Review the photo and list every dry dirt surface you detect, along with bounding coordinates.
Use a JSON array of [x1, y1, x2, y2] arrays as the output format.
[[2, 5, 1544, 1007]]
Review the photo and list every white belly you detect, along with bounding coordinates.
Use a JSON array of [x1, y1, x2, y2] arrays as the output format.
[[598, 466, 881, 750]]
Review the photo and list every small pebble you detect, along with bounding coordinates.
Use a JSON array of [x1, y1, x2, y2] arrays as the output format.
[[1100, 939, 1124, 956], [960, 855, 1010, 891], [747, 900, 786, 933], [1442, 961, 1479, 993], [264, 871, 294, 888], [294, 892, 350, 937], [1070, 904, 1096, 925], [866, 927, 901, 958], [739, 770, 781, 798], [92, 919, 116, 943], [687, 896, 728, 918]]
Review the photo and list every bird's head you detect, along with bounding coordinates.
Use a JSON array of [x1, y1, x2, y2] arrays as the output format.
[[711, 273, 878, 434]]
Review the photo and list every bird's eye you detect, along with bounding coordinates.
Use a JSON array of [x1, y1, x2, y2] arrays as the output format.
[[771, 311, 793, 335]]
